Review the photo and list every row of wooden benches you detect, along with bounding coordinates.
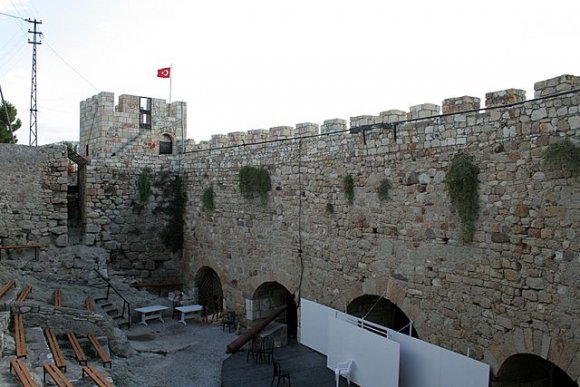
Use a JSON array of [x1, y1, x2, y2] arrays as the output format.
[[14, 314, 111, 367], [0, 280, 95, 311], [10, 357, 112, 387], [0, 280, 31, 302]]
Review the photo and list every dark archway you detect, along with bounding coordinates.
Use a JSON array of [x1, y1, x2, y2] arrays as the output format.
[[159, 133, 173, 155], [251, 282, 297, 339], [347, 295, 419, 338], [194, 266, 223, 317], [494, 353, 577, 387]]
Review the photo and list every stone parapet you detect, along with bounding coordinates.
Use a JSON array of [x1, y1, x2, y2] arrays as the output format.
[[534, 74, 580, 98], [442, 96, 481, 114], [408, 103, 440, 120], [485, 89, 526, 107], [321, 119, 347, 133]]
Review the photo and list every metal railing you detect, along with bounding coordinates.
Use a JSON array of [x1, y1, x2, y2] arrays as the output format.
[[93, 269, 132, 328]]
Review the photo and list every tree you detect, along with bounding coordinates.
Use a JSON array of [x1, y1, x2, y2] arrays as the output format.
[[0, 101, 21, 143]]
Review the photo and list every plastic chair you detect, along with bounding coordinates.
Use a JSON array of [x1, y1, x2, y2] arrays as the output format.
[[271, 361, 291, 386], [335, 360, 352, 387]]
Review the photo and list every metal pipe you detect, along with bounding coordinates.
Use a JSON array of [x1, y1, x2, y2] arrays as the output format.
[[226, 305, 287, 354]]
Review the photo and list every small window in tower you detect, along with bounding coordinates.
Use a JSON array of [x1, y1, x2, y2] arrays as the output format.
[[139, 97, 151, 129], [159, 134, 173, 155]]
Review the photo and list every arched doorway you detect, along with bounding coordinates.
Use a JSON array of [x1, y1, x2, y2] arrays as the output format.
[[159, 133, 173, 155], [250, 282, 297, 339], [194, 266, 223, 317], [494, 354, 577, 387], [347, 295, 419, 338]]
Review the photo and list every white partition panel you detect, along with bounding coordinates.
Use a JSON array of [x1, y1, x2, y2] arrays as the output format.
[[383, 327, 489, 387], [327, 317, 400, 387], [300, 298, 336, 355], [301, 299, 489, 387]]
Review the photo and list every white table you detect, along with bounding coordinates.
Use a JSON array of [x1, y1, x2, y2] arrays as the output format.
[[175, 304, 203, 325], [135, 305, 169, 326]]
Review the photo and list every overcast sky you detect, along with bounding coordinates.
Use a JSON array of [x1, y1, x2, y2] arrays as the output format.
[[1, 0, 579, 145]]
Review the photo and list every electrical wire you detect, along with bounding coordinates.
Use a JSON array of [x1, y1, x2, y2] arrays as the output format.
[[43, 38, 100, 93], [0, 11, 24, 20]]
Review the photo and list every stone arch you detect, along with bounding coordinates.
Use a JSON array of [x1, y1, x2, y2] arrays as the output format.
[[159, 133, 173, 155], [494, 353, 577, 387], [347, 294, 419, 338], [194, 266, 223, 317], [248, 281, 298, 339]]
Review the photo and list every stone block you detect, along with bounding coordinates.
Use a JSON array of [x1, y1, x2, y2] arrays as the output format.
[[485, 89, 526, 108]]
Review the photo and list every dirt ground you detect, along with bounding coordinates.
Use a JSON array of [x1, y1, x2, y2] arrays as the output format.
[[0, 246, 238, 386]]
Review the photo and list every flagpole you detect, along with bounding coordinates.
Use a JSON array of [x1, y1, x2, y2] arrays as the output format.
[[169, 64, 173, 103]]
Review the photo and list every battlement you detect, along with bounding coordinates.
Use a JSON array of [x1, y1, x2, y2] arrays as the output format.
[[79, 92, 186, 159], [189, 74, 579, 152]]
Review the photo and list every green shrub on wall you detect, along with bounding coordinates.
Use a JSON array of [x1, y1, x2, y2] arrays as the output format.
[[239, 166, 271, 204], [542, 138, 580, 176], [137, 168, 152, 204], [343, 175, 354, 204], [325, 203, 334, 214], [153, 172, 187, 253], [445, 154, 480, 243], [377, 178, 392, 202], [202, 186, 215, 212]]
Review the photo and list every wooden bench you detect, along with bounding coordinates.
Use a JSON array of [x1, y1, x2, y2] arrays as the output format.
[[10, 357, 37, 387], [84, 296, 94, 312], [0, 243, 46, 261], [0, 279, 16, 300], [14, 313, 27, 359], [88, 333, 112, 368], [66, 331, 88, 366], [82, 366, 113, 387], [43, 362, 73, 387], [54, 288, 62, 307], [17, 285, 32, 302], [44, 328, 67, 372]]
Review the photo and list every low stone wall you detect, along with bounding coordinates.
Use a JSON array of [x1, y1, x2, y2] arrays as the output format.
[[0, 144, 68, 247]]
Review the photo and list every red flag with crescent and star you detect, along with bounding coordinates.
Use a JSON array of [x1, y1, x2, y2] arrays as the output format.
[[157, 67, 171, 78]]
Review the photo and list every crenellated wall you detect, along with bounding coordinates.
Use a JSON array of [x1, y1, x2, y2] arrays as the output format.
[[79, 92, 187, 159], [0, 74, 578, 382], [178, 74, 579, 380]]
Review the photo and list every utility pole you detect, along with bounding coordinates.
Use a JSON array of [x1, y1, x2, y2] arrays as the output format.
[[26, 18, 42, 147]]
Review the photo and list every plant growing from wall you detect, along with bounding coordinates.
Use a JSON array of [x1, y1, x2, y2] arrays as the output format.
[[343, 175, 354, 204], [542, 138, 580, 176], [377, 178, 392, 201], [202, 186, 215, 212], [154, 172, 187, 252], [445, 154, 480, 243], [137, 168, 152, 204], [239, 166, 271, 204], [325, 203, 334, 214]]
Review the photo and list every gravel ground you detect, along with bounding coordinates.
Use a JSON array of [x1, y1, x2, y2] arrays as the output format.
[[117, 319, 237, 387], [0, 247, 239, 387]]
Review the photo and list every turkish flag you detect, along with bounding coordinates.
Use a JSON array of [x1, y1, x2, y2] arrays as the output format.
[[157, 67, 171, 78]]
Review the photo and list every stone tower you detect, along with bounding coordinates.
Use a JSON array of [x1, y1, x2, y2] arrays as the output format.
[[79, 92, 187, 159]]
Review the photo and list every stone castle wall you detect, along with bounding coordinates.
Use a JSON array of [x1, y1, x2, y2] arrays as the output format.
[[82, 154, 182, 280], [179, 74, 579, 379], [0, 144, 68, 246], [79, 92, 187, 159], [0, 74, 578, 381]]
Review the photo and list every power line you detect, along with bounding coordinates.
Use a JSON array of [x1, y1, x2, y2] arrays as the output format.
[[43, 38, 100, 93], [0, 11, 24, 20]]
